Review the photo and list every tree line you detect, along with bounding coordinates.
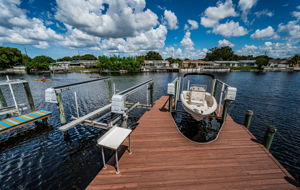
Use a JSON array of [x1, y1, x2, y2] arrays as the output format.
[[0, 46, 299, 72]]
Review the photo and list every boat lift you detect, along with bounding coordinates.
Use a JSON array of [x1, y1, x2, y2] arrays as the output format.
[[45, 79, 154, 133], [167, 73, 237, 123], [0, 76, 35, 116]]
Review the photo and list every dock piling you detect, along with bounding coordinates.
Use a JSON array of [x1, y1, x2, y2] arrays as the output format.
[[148, 81, 154, 107], [244, 110, 253, 129], [0, 87, 8, 108], [56, 92, 67, 125], [23, 82, 35, 111], [263, 125, 277, 150], [222, 100, 230, 121]]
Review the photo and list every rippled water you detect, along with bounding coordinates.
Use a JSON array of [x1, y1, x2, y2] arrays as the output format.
[[0, 72, 299, 189]]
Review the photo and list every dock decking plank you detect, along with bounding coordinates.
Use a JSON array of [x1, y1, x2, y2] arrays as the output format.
[[87, 96, 297, 190]]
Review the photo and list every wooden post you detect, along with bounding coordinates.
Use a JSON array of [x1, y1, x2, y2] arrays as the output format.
[[263, 125, 277, 150], [0, 87, 8, 108], [23, 82, 35, 111], [222, 100, 230, 121], [107, 80, 113, 101], [244, 110, 253, 129], [168, 95, 173, 112], [148, 81, 154, 107], [121, 114, 128, 128], [56, 92, 67, 125]]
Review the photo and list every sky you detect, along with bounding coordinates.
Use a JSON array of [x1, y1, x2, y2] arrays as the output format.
[[1, 0, 300, 59]]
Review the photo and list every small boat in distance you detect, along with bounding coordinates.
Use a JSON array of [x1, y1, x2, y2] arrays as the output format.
[[180, 73, 217, 121]]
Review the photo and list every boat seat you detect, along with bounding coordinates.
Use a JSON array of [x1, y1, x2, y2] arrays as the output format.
[[190, 91, 206, 104], [0, 110, 52, 134]]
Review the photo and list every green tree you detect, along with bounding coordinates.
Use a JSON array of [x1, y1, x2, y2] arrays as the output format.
[[204, 46, 236, 61], [145, 51, 163, 60], [31, 55, 54, 64], [289, 54, 300, 66], [255, 55, 270, 70], [0, 47, 23, 68], [22, 54, 31, 64], [25, 55, 54, 73], [81, 54, 97, 60], [57, 56, 72, 61]]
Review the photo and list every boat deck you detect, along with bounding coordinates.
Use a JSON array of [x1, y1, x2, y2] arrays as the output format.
[[87, 96, 297, 189]]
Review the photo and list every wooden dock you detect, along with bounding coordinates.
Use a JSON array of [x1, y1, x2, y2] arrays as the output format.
[[87, 96, 297, 189]]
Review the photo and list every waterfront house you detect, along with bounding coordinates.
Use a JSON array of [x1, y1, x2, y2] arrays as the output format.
[[268, 59, 290, 68], [142, 60, 170, 71], [50, 60, 98, 71], [182, 60, 218, 68]]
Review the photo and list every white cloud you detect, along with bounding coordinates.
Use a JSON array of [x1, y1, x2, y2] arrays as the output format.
[[238, 0, 257, 23], [254, 10, 274, 18], [236, 42, 300, 58], [56, 0, 159, 38], [180, 31, 194, 51], [184, 19, 199, 30], [292, 11, 300, 19], [0, 0, 62, 48], [250, 26, 279, 39], [218, 39, 234, 47], [212, 21, 248, 37], [34, 41, 49, 49], [100, 25, 167, 55], [278, 20, 300, 41], [59, 26, 101, 48], [200, 0, 237, 28], [163, 10, 178, 30]]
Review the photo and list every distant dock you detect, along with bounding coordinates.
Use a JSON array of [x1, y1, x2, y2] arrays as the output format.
[[86, 96, 297, 189]]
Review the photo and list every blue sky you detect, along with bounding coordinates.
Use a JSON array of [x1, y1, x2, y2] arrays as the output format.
[[1, 0, 300, 59]]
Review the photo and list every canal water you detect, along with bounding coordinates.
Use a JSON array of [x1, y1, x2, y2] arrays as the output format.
[[0, 72, 299, 189]]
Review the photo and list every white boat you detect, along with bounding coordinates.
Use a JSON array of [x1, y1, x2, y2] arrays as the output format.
[[180, 85, 217, 121]]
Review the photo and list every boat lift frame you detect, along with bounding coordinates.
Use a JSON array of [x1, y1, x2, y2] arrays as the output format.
[[0, 76, 35, 116], [48, 77, 111, 125], [58, 79, 154, 133], [167, 73, 236, 123]]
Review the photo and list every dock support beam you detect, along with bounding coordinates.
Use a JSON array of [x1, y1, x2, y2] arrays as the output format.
[[148, 81, 154, 107], [263, 125, 277, 150], [23, 82, 35, 111], [56, 92, 67, 125], [244, 110, 253, 129]]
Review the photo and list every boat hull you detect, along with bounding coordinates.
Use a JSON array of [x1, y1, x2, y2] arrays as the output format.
[[180, 92, 217, 121]]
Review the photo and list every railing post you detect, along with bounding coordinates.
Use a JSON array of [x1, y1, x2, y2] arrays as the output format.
[[56, 92, 67, 125], [263, 125, 277, 150], [23, 82, 35, 111], [0, 88, 7, 108], [244, 110, 253, 129]]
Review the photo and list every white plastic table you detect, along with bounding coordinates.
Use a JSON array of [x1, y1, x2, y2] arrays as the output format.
[[97, 126, 132, 174]]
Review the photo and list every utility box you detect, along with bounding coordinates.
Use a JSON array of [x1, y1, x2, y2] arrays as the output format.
[[224, 87, 237, 101], [45, 88, 57, 103], [111, 95, 126, 114], [167, 83, 175, 95]]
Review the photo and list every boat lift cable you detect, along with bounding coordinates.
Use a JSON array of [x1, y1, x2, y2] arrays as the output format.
[[53, 77, 111, 92], [117, 79, 153, 96]]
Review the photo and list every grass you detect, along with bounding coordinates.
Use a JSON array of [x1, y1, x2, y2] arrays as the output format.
[[230, 66, 257, 71]]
